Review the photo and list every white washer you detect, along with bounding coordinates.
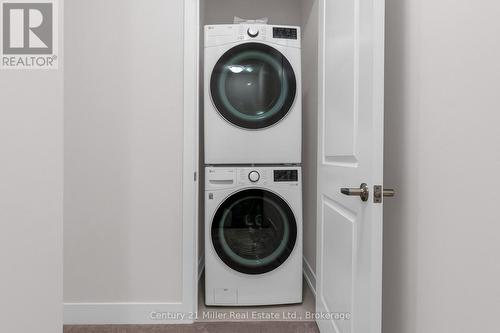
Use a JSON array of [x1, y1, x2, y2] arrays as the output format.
[[204, 24, 302, 164], [205, 166, 303, 306]]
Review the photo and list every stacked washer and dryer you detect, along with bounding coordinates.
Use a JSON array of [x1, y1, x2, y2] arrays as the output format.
[[204, 23, 303, 306]]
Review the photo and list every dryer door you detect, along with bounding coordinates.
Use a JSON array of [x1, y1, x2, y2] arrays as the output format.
[[210, 43, 297, 130], [211, 189, 297, 274]]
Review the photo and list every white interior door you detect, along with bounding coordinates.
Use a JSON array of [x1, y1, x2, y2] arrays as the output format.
[[316, 0, 385, 332]]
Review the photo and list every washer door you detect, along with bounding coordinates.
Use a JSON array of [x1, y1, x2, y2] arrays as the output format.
[[211, 189, 297, 275], [210, 43, 297, 130]]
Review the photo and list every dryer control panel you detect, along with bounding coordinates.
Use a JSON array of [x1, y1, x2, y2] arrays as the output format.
[[205, 24, 301, 48]]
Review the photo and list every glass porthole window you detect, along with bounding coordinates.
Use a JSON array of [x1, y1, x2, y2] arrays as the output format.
[[211, 189, 297, 274], [210, 43, 297, 129]]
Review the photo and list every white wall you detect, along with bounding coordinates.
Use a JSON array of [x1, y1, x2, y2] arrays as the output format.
[[199, 0, 206, 277], [383, 1, 500, 332], [64, 0, 184, 305], [0, 4, 63, 333], [203, 0, 302, 26], [301, 0, 319, 279]]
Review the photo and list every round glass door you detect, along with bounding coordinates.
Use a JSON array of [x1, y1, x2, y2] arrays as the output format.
[[210, 43, 297, 129], [211, 189, 297, 274]]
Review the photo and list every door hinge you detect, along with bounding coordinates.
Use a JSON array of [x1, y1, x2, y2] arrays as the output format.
[[194, 172, 197, 181]]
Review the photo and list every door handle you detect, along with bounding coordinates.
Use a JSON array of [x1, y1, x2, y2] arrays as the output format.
[[340, 183, 369, 202]]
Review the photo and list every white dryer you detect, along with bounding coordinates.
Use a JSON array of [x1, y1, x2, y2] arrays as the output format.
[[204, 24, 302, 164], [205, 166, 303, 306]]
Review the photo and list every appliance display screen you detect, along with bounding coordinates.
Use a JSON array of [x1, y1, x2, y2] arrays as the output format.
[[274, 170, 298, 182], [273, 27, 298, 40]]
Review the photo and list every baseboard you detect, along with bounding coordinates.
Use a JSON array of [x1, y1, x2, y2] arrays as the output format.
[[64, 303, 194, 325], [303, 257, 316, 297], [198, 254, 205, 281]]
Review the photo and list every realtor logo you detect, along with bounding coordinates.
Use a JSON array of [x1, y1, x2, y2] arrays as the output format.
[[1, 0, 58, 69]]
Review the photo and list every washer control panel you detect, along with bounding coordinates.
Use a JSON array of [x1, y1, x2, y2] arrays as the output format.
[[206, 167, 301, 189], [236, 168, 300, 186]]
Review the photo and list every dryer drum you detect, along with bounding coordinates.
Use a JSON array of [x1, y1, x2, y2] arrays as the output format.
[[210, 42, 297, 130], [211, 189, 298, 275]]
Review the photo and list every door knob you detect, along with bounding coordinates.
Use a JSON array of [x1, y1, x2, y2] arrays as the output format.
[[340, 183, 369, 202]]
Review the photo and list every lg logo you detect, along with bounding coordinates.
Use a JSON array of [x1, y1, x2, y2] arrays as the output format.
[[1, 0, 57, 69]]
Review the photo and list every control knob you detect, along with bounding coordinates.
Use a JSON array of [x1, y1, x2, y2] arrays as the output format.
[[247, 27, 259, 38], [248, 171, 260, 182]]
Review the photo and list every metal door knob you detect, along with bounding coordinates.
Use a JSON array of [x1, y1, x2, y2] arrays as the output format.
[[340, 183, 369, 202]]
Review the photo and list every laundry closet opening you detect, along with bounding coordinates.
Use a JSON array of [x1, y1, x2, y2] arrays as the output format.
[[198, 0, 319, 320]]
